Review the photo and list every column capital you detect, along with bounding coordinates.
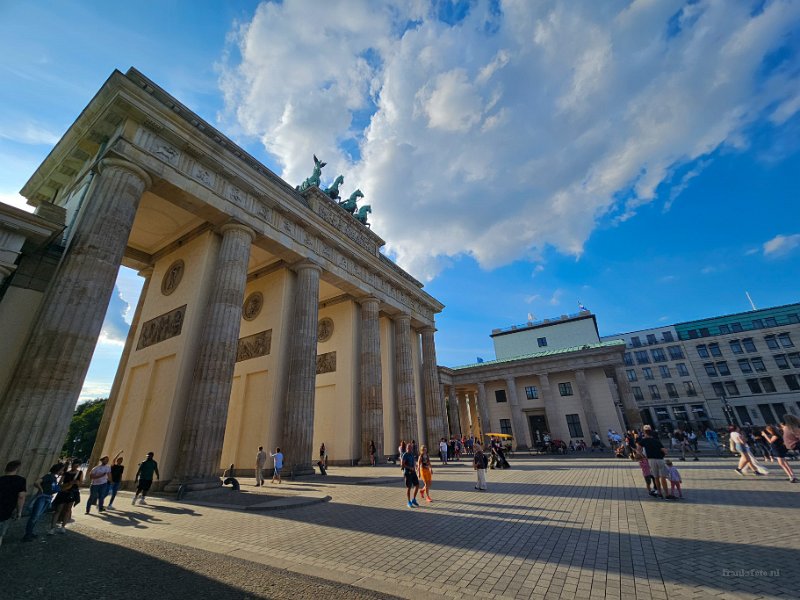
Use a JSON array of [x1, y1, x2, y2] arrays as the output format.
[[504, 375, 516, 386], [477, 381, 486, 392], [419, 325, 437, 335], [219, 221, 256, 242], [392, 313, 412, 325], [357, 296, 381, 308], [97, 157, 152, 189], [291, 259, 323, 275], [137, 266, 154, 278]]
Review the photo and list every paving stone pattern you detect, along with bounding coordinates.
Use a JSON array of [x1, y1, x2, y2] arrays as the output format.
[[5, 454, 798, 599]]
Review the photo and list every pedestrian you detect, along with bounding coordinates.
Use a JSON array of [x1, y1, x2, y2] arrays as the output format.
[[473, 443, 488, 491], [664, 459, 683, 499], [51, 460, 81, 533], [86, 455, 112, 514], [688, 430, 699, 453], [369, 440, 377, 466], [761, 426, 796, 482], [636, 449, 657, 497], [108, 453, 124, 508], [0, 460, 27, 547], [397, 440, 405, 464], [319, 443, 328, 468], [636, 426, 672, 499], [591, 431, 602, 452], [730, 426, 763, 476], [400, 442, 420, 507], [133, 452, 160, 505], [270, 447, 283, 484], [417, 445, 434, 503], [676, 428, 699, 462], [439, 438, 448, 464], [23, 463, 64, 541], [781, 415, 800, 457], [255, 446, 267, 486], [704, 427, 721, 454]]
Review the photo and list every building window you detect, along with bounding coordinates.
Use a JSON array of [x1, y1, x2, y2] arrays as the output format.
[[789, 352, 800, 368], [742, 338, 757, 352], [752, 319, 764, 329], [788, 314, 800, 324], [691, 404, 708, 419], [724, 381, 740, 396], [712, 382, 725, 397], [643, 367, 654, 380], [704, 363, 718, 377], [499, 419, 512, 435], [666, 383, 679, 398], [699, 328, 711, 337], [778, 333, 794, 348], [697, 344, 709, 358], [761, 377, 777, 393], [525, 386, 539, 399], [624, 352, 634, 366], [632, 386, 644, 401], [729, 340, 743, 354], [558, 382, 574, 396], [717, 361, 731, 376], [631, 336, 642, 347], [731, 322, 743, 332], [708, 343, 721, 357], [738, 359, 752, 373], [651, 348, 667, 362], [662, 331, 674, 342], [634, 350, 650, 365], [537, 337, 547, 347], [655, 407, 671, 421], [676, 363, 689, 376], [684, 381, 697, 396], [765, 335, 779, 350], [751, 357, 766, 372], [746, 379, 763, 394], [673, 405, 689, 422], [688, 329, 699, 339], [784, 374, 800, 391], [668, 345, 684, 360], [647, 334, 657, 345], [565, 414, 584, 438], [626, 370, 637, 382], [719, 324, 731, 334], [660, 365, 671, 378], [495, 389, 507, 403], [765, 317, 778, 327], [774, 354, 789, 369], [648, 385, 661, 400]]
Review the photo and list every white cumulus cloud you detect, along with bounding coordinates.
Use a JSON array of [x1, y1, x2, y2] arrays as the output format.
[[763, 233, 800, 258], [220, 0, 800, 281]]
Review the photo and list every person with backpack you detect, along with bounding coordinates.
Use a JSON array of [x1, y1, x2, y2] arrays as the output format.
[[22, 463, 64, 541], [473, 443, 488, 491]]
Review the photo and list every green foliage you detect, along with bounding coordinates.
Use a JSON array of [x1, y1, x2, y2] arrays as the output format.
[[61, 398, 107, 460]]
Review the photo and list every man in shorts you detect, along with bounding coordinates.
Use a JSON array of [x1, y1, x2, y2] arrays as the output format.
[[133, 452, 160, 505], [401, 442, 420, 508], [636, 427, 673, 499]]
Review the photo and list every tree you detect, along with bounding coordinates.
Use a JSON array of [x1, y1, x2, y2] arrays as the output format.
[[62, 398, 107, 460]]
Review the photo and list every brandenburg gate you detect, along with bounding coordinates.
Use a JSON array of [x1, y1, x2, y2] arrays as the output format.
[[0, 68, 446, 490]]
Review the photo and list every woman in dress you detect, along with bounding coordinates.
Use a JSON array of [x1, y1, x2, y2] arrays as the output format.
[[319, 443, 327, 468], [50, 460, 82, 534], [417, 445, 434, 502], [761, 425, 796, 482]]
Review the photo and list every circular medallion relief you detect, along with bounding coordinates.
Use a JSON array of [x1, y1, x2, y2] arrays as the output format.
[[318, 317, 334, 343], [161, 259, 185, 296], [242, 292, 264, 321]]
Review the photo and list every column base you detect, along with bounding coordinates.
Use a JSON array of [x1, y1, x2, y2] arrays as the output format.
[[163, 476, 222, 494], [284, 464, 315, 478]]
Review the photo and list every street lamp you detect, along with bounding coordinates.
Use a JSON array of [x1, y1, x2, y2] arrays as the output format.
[[718, 391, 736, 427]]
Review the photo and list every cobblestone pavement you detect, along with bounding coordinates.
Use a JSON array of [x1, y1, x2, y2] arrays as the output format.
[[4, 454, 798, 599]]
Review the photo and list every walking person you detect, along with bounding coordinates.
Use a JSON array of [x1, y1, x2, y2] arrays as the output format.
[[439, 438, 448, 464], [0, 460, 27, 547], [401, 442, 420, 507], [86, 455, 112, 514], [23, 463, 64, 541], [473, 443, 488, 491], [730, 426, 762, 476], [132, 452, 160, 505], [636, 426, 672, 499], [665, 460, 683, 499], [636, 449, 657, 497], [704, 427, 721, 455], [369, 440, 377, 466], [417, 446, 434, 503], [761, 426, 796, 482], [320, 443, 328, 468], [270, 447, 283, 483], [781, 415, 800, 457], [255, 446, 267, 486], [51, 461, 81, 534], [107, 453, 124, 508]]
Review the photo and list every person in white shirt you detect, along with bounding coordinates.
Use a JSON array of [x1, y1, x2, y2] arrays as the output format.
[[438, 439, 448, 464], [730, 426, 760, 476], [86, 456, 112, 514]]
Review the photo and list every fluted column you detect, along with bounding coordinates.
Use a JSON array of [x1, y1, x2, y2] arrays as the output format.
[[448, 387, 462, 438], [614, 366, 643, 429], [538, 373, 560, 441], [393, 314, 418, 444], [421, 326, 446, 447], [575, 369, 601, 438], [456, 390, 471, 436], [359, 297, 384, 464], [168, 223, 255, 489], [505, 376, 530, 449], [476, 383, 491, 442], [0, 158, 150, 483], [87, 266, 153, 473], [281, 261, 322, 476]]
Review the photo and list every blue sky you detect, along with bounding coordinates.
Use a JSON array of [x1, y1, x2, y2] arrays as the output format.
[[1, 1, 798, 400]]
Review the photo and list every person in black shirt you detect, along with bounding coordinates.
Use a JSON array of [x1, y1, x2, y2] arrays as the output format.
[[108, 452, 124, 508], [0, 460, 27, 547], [636, 428, 673, 499]]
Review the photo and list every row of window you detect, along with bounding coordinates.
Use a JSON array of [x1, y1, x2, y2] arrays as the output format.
[[498, 413, 585, 439], [683, 314, 800, 339], [712, 375, 800, 396], [648, 404, 708, 423], [626, 363, 691, 382], [630, 331, 675, 347], [632, 381, 696, 401], [496, 382, 575, 404], [625, 345, 685, 366], [697, 333, 794, 359]]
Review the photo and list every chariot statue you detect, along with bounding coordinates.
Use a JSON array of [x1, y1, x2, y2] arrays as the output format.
[[324, 174, 344, 200], [338, 189, 362, 214], [354, 205, 371, 227], [297, 155, 326, 191]]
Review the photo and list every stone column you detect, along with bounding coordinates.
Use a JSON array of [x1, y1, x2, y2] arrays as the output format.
[[448, 387, 463, 438], [280, 261, 322, 476], [359, 297, 384, 464], [0, 158, 150, 483], [420, 326, 446, 447], [87, 266, 153, 473], [476, 383, 492, 442], [168, 223, 255, 490], [505, 376, 530, 449], [575, 369, 601, 438], [614, 366, 644, 429], [538, 373, 560, 443], [393, 314, 418, 444], [456, 390, 471, 436]]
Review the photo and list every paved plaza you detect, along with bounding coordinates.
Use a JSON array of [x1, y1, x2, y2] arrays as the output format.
[[5, 453, 799, 599]]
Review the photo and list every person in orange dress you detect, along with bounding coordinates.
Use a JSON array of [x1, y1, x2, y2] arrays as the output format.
[[417, 446, 434, 503]]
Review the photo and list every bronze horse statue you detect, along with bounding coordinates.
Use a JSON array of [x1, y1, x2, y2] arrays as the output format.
[[324, 174, 344, 200], [297, 155, 326, 191], [338, 189, 363, 214]]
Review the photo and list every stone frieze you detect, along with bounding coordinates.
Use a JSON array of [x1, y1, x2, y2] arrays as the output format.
[[236, 329, 272, 362], [136, 304, 186, 350]]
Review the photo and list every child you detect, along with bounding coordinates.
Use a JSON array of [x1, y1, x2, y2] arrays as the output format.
[[665, 459, 682, 499], [637, 450, 657, 497]]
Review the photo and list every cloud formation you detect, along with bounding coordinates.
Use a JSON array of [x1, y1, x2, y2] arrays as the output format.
[[98, 286, 131, 346], [763, 233, 800, 257], [220, 0, 800, 281]]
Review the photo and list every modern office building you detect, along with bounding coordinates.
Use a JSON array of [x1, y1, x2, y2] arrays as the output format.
[[602, 302, 800, 430]]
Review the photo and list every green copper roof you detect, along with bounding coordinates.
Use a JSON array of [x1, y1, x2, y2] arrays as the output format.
[[450, 339, 626, 371]]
